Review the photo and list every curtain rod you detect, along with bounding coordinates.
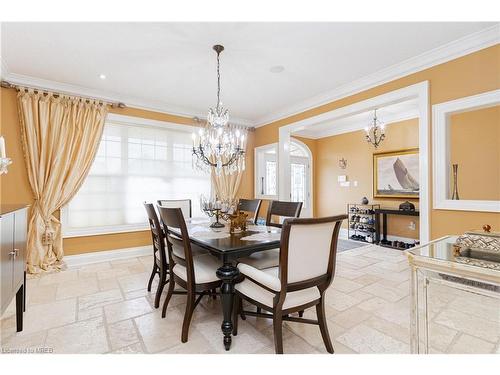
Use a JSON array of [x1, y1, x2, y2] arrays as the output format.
[[2, 80, 254, 129], [0, 80, 127, 109]]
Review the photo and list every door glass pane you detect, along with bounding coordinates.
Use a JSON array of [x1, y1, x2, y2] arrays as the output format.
[[265, 161, 277, 195], [291, 163, 306, 207]]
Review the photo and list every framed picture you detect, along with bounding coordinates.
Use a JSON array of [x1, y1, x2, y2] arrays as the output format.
[[373, 148, 419, 198]]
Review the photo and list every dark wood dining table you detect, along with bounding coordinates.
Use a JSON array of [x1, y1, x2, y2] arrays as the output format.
[[168, 218, 281, 351]]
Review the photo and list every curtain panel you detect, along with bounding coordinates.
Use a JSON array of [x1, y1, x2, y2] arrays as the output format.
[[210, 127, 248, 201], [17, 89, 108, 273]]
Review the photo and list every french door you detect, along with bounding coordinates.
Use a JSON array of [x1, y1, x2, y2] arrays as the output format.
[[290, 156, 311, 217]]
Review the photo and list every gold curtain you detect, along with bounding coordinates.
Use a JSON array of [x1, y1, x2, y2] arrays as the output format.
[[210, 128, 248, 201], [17, 89, 108, 273]]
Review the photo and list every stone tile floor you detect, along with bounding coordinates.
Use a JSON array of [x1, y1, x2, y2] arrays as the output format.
[[1, 244, 499, 354]]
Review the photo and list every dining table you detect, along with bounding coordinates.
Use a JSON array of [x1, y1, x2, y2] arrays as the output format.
[[168, 218, 282, 351]]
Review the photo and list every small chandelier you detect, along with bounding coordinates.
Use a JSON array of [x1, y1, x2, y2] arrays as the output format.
[[192, 45, 245, 175], [364, 109, 385, 148]]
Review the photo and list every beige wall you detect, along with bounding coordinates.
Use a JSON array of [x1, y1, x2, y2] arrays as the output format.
[[0, 89, 255, 255], [2, 45, 499, 255], [315, 118, 419, 239], [255, 45, 500, 238], [449, 105, 500, 201]]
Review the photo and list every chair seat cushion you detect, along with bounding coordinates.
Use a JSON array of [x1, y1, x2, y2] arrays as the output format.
[[237, 248, 280, 270], [235, 266, 320, 310], [173, 254, 221, 284]]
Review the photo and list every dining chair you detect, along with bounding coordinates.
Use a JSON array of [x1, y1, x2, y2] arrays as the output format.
[[157, 205, 222, 343], [237, 198, 262, 224], [157, 199, 209, 257], [143, 203, 169, 309], [232, 214, 347, 354], [237, 200, 303, 270], [157, 199, 192, 219]]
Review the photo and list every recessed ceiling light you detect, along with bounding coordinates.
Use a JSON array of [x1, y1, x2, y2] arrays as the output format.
[[270, 65, 285, 73], [99, 74, 106, 80]]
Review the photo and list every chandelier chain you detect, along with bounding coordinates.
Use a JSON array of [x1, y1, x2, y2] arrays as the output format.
[[216, 49, 221, 106]]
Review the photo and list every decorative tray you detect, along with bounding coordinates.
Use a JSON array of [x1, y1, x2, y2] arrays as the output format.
[[454, 229, 500, 270]]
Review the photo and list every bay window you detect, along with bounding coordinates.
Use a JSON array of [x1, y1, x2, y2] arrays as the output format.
[[62, 114, 211, 237]]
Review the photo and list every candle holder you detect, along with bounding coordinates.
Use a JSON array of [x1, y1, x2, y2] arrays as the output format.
[[202, 207, 226, 228], [200, 195, 238, 229], [0, 157, 12, 175]]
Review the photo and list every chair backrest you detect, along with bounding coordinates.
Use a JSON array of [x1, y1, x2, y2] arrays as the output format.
[[157, 199, 192, 219], [237, 198, 262, 224], [157, 205, 196, 285], [279, 215, 347, 294], [266, 200, 303, 228], [143, 202, 167, 267]]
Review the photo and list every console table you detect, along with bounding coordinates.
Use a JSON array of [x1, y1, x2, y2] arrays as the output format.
[[406, 236, 500, 353], [374, 208, 419, 249], [1, 205, 28, 331]]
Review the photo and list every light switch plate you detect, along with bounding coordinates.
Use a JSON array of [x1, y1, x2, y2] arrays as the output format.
[[340, 181, 350, 187], [338, 175, 347, 182]]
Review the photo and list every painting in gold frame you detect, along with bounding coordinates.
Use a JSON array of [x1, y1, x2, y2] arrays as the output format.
[[373, 148, 419, 199]]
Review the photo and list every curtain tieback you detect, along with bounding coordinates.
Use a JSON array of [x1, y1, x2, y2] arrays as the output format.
[[33, 199, 55, 246]]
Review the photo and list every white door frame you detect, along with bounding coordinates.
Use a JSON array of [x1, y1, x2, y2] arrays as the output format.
[[278, 81, 430, 244]]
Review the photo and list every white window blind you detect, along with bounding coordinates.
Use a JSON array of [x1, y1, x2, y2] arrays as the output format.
[[62, 118, 211, 237]]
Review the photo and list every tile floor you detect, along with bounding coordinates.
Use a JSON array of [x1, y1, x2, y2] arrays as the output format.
[[1, 244, 499, 354]]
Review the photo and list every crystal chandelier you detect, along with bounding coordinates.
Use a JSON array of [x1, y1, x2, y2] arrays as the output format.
[[192, 44, 245, 175], [364, 109, 385, 148]]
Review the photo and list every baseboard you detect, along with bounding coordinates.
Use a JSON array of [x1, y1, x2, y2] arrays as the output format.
[[340, 228, 418, 244], [64, 246, 151, 268]]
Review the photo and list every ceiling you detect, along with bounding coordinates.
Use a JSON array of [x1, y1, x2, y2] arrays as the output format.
[[292, 99, 418, 139], [1, 22, 497, 125]]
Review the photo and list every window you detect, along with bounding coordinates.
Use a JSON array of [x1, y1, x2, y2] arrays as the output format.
[[62, 116, 211, 237], [291, 163, 306, 205], [265, 160, 277, 196], [255, 144, 278, 199]]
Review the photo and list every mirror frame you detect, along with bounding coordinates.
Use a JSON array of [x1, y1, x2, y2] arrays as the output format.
[[432, 89, 500, 212]]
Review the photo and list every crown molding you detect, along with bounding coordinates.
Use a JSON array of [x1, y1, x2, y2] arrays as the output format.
[[254, 24, 500, 128], [2, 24, 497, 130], [294, 108, 419, 139], [0, 70, 254, 128]]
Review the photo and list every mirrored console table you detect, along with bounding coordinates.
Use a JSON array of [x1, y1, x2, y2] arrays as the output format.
[[406, 236, 500, 354]]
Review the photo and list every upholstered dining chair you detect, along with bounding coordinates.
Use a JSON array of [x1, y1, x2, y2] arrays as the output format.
[[232, 214, 347, 354], [157, 206, 222, 343], [237, 200, 303, 270], [237, 198, 262, 224], [143, 203, 169, 309], [157, 199, 192, 219]]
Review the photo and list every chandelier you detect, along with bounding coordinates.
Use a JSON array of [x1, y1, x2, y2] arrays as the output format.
[[364, 109, 385, 148], [192, 44, 245, 175]]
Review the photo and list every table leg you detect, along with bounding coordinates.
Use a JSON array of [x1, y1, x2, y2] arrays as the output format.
[[216, 262, 239, 351], [382, 213, 388, 242]]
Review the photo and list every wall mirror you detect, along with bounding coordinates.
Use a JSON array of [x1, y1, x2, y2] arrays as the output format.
[[433, 89, 500, 212]]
